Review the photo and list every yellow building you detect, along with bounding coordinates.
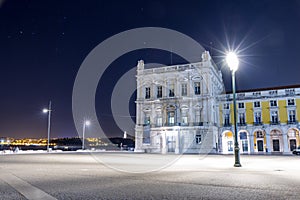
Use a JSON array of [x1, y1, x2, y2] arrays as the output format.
[[219, 86, 300, 154]]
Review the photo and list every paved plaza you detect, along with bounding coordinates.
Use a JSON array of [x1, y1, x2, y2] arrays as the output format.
[[0, 152, 299, 199]]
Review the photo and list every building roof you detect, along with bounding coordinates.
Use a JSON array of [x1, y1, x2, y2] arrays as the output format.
[[226, 84, 300, 94]]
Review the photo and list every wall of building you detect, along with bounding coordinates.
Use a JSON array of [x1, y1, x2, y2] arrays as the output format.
[[219, 88, 300, 154], [135, 51, 224, 154], [135, 51, 300, 155]]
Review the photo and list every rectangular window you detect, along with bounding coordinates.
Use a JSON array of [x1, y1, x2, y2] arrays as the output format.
[[181, 83, 187, 96], [242, 140, 248, 152], [269, 90, 277, 95], [168, 111, 175, 125], [182, 116, 188, 125], [169, 84, 175, 97], [224, 114, 230, 126], [288, 99, 295, 106], [270, 100, 277, 107], [289, 110, 296, 122], [237, 93, 245, 98], [156, 117, 162, 126], [227, 141, 233, 151], [157, 85, 162, 98], [238, 102, 244, 109], [145, 87, 151, 99], [271, 111, 278, 123], [223, 103, 229, 109], [254, 101, 260, 108], [194, 82, 201, 95], [239, 113, 245, 124], [195, 134, 201, 144], [254, 112, 261, 123], [285, 89, 295, 95], [144, 116, 150, 125]]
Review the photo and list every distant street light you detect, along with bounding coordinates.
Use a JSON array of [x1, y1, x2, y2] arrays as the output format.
[[226, 52, 242, 167], [82, 120, 90, 150], [43, 101, 52, 152]]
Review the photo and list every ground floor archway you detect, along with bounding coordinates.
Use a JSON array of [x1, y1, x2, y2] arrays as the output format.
[[287, 128, 299, 151], [221, 130, 250, 154], [253, 129, 267, 152], [270, 129, 283, 152], [220, 126, 300, 154], [221, 131, 234, 154], [238, 130, 250, 154]]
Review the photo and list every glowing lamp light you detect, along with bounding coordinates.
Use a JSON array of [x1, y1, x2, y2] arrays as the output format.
[[82, 120, 91, 150], [85, 120, 90, 126], [226, 52, 239, 72], [43, 108, 49, 113]]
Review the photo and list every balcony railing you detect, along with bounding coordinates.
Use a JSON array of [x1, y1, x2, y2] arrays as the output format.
[[223, 123, 232, 127], [270, 121, 280, 125], [180, 123, 189, 126], [152, 122, 208, 127], [193, 122, 204, 126], [253, 122, 263, 126], [163, 123, 176, 127], [237, 122, 247, 126], [287, 120, 298, 125]]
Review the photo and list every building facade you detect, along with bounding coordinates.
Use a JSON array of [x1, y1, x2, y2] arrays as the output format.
[[134, 51, 224, 154], [135, 51, 300, 154], [219, 87, 300, 154]]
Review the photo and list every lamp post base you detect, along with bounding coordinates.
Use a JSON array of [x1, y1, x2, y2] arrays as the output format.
[[234, 147, 242, 167], [234, 163, 242, 167]]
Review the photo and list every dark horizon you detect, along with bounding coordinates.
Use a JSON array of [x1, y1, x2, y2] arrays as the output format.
[[1, 0, 300, 139]]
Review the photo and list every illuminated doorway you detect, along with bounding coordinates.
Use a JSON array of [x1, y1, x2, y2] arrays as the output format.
[[222, 131, 234, 154]]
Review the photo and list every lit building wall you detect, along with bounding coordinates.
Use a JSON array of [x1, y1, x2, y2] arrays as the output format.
[[246, 102, 253, 125], [135, 51, 224, 154], [135, 51, 300, 154], [261, 101, 270, 124], [219, 88, 300, 154]]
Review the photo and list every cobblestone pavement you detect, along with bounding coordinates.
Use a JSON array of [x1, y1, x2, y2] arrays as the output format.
[[0, 153, 299, 199]]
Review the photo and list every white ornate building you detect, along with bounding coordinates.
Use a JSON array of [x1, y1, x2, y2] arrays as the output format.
[[134, 51, 224, 154]]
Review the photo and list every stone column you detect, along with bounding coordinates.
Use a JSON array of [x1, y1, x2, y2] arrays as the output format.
[[151, 104, 155, 128], [176, 105, 181, 126], [161, 131, 167, 154], [203, 100, 208, 123], [249, 132, 254, 154], [175, 129, 180, 154], [283, 133, 290, 154], [189, 101, 193, 126], [266, 130, 271, 154], [134, 128, 144, 152]]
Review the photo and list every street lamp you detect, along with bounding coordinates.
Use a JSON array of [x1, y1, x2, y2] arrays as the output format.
[[82, 120, 90, 150], [226, 52, 242, 167], [43, 101, 52, 152]]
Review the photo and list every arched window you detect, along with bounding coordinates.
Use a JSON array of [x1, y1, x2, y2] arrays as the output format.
[[240, 132, 247, 140], [288, 129, 296, 137], [256, 131, 264, 138]]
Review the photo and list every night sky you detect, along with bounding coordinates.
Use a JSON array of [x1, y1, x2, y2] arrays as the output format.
[[1, 0, 300, 139]]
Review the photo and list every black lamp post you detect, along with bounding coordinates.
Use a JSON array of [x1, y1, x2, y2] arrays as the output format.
[[226, 52, 242, 167]]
